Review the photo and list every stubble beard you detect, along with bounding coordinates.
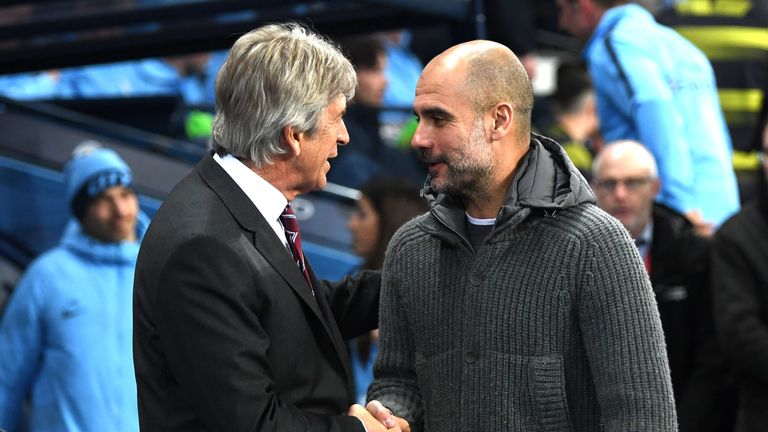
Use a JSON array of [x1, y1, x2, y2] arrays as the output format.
[[430, 120, 494, 201]]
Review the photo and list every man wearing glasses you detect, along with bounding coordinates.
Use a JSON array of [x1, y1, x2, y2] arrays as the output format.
[[592, 140, 735, 432]]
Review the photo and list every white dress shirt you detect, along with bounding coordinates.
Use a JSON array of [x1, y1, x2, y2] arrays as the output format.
[[213, 153, 289, 248]]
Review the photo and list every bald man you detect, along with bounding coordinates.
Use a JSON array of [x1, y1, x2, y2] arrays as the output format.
[[593, 140, 734, 432], [368, 41, 676, 431]]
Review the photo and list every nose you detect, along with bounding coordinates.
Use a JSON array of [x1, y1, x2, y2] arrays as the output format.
[[347, 213, 359, 233], [613, 182, 629, 200], [411, 121, 431, 151], [337, 119, 350, 146], [114, 195, 135, 217]]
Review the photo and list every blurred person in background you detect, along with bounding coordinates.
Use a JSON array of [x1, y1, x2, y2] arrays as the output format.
[[542, 60, 601, 181], [329, 34, 424, 189], [711, 130, 768, 432], [657, 0, 768, 203], [378, 30, 424, 144], [346, 177, 427, 404], [593, 140, 736, 432], [0, 142, 148, 432], [557, 0, 740, 235]]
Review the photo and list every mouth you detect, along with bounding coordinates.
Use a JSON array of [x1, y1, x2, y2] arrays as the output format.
[[420, 151, 447, 172], [427, 161, 445, 174]]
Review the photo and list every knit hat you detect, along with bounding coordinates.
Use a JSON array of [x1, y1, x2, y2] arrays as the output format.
[[64, 141, 133, 221]]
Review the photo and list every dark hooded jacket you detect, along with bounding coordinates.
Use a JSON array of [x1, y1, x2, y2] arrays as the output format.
[[712, 171, 768, 432], [368, 134, 677, 432]]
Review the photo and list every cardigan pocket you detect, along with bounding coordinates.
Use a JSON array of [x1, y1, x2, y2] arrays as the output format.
[[529, 356, 574, 432]]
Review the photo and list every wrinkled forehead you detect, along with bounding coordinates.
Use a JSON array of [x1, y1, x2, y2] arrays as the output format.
[[415, 62, 470, 105]]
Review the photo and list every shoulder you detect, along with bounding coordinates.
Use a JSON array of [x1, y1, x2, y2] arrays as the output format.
[[23, 246, 81, 281], [715, 201, 764, 244], [543, 203, 629, 242], [388, 212, 433, 247], [13, 246, 81, 305]]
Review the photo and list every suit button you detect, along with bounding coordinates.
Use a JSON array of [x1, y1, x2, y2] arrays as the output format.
[[470, 274, 483, 286], [464, 350, 478, 363]]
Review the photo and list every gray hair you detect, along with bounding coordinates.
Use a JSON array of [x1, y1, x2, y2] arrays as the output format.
[[212, 23, 357, 167]]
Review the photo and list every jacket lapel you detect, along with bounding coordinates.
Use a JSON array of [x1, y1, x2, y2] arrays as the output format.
[[195, 153, 329, 330]]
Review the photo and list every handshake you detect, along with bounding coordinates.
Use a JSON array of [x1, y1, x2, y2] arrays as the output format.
[[348, 400, 410, 432]]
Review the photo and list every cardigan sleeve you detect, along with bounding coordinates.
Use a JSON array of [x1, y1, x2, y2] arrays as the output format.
[[577, 220, 678, 431], [367, 236, 424, 431]]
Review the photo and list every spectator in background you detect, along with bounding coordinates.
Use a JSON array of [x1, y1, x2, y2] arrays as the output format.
[[379, 31, 423, 143], [557, 0, 740, 234], [593, 140, 735, 432], [542, 60, 600, 181], [0, 142, 148, 431], [329, 34, 424, 189], [711, 133, 768, 432], [369, 39, 676, 431], [346, 177, 427, 404], [657, 0, 768, 203], [57, 54, 211, 104]]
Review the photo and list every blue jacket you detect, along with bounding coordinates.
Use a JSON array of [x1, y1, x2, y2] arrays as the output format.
[[584, 4, 739, 226], [0, 213, 149, 432]]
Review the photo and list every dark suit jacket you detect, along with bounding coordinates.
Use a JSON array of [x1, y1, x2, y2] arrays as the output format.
[[133, 153, 380, 431]]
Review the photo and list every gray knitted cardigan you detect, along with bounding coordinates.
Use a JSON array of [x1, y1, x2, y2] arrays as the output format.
[[368, 135, 677, 432]]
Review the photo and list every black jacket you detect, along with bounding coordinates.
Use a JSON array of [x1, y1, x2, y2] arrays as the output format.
[[712, 181, 768, 432], [649, 203, 733, 432], [133, 153, 380, 431]]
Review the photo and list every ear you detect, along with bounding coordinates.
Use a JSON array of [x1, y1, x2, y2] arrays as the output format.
[[651, 177, 661, 195], [281, 125, 302, 157], [490, 102, 514, 141]]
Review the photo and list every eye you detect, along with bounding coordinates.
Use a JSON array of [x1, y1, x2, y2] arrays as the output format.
[[432, 117, 448, 127]]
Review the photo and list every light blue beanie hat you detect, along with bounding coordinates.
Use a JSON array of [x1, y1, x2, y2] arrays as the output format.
[[64, 141, 133, 218]]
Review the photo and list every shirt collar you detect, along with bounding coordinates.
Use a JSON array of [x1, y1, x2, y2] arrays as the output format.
[[213, 153, 287, 224]]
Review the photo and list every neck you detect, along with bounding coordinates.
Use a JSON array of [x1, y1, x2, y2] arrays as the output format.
[[248, 159, 301, 201], [464, 188, 506, 219], [558, 114, 591, 142]]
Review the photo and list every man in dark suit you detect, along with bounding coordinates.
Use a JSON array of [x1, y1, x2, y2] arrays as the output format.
[[133, 23, 406, 432]]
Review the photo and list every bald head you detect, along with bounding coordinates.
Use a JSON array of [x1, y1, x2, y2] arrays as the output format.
[[425, 40, 534, 141], [593, 140, 658, 180], [592, 140, 660, 238]]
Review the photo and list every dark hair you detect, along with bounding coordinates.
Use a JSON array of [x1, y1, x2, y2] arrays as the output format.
[[554, 60, 593, 115], [338, 34, 387, 70], [358, 177, 427, 270]]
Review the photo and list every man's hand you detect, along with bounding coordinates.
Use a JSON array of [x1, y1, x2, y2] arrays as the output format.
[[684, 209, 714, 237], [348, 403, 408, 432], [366, 400, 410, 432]]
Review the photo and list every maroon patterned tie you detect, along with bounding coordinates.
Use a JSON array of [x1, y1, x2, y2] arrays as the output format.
[[280, 203, 314, 294]]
